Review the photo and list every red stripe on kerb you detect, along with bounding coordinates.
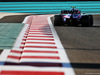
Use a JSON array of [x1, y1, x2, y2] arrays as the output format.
[[29, 31, 52, 33], [29, 28, 50, 30], [30, 26, 50, 27], [25, 42, 55, 44], [26, 38, 54, 41], [22, 39, 26, 41], [28, 33, 53, 35], [23, 36, 27, 38], [22, 39, 54, 41], [21, 42, 55, 45], [24, 46, 57, 49], [21, 42, 25, 44], [21, 56, 60, 59], [26, 16, 33, 24], [30, 29, 51, 31], [23, 50, 58, 53], [20, 46, 24, 49], [11, 50, 22, 54], [31, 23, 49, 25], [29, 32, 52, 33], [30, 24, 49, 26], [8, 56, 21, 60], [25, 31, 29, 33], [24, 33, 28, 35], [30, 28, 50, 29], [24, 35, 53, 38], [30, 27, 50, 28], [1, 71, 64, 75]]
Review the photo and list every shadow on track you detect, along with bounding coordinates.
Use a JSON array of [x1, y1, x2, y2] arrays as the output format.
[[71, 63, 100, 69]]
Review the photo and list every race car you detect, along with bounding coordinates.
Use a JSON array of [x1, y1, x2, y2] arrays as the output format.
[[54, 7, 93, 27]]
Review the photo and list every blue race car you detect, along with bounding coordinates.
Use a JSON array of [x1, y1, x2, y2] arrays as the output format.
[[54, 7, 93, 27]]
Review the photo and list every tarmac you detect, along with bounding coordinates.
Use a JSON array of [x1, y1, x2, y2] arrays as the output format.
[[54, 15, 100, 75]]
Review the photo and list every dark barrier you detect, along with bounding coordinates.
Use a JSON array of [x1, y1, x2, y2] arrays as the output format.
[[0, 0, 100, 2]]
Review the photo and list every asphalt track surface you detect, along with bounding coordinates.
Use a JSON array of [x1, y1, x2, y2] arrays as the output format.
[[0, 15, 31, 23], [54, 15, 100, 75], [0, 14, 100, 75]]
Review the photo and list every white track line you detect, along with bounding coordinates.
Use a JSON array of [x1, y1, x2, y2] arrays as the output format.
[[23, 48, 59, 51], [22, 16, 30, 23], [0, 49, 11, 63]]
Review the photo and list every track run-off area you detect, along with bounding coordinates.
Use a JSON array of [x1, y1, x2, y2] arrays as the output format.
[[0, 1, 100, 14]]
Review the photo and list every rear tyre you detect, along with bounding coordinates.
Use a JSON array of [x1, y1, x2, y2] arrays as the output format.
[[54, 15, 62, 26], [81, 15, 93, 27], [89, 15, 93, 26]]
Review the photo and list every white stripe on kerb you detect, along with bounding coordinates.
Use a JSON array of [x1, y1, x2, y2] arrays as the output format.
[[9, 53, 21, 57], [0, 65, 65, 72], [20, 59, 66, 63], [6, 58, 19, 63], [27, 34, 53, 36], [26, 40, 54, 42], [21, 53, 59, 56], [0, 49, 11, 61], [22, 16, 30, 23]]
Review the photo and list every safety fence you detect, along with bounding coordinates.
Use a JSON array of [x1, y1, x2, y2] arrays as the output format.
[[0, 1, 100, 14]]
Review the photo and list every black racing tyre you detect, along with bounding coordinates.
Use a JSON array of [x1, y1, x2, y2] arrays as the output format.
[[81, 15, 93, 27], [81, 15, 89, 27], [54, 15, 62, 26], [89, 15, 93, 26]]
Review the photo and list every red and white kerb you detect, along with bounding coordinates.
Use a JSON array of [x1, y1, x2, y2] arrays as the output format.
[[0, 15, 75, 75]]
